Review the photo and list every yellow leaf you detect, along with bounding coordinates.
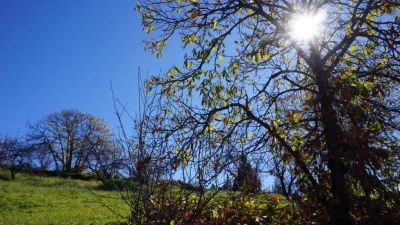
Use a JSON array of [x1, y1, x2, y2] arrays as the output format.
[[293, 112, 302, 123], [349, 44, 357, 53], [213, 18, 218, 30]]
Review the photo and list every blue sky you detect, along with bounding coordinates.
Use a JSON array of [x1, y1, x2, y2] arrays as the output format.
[[0, 0, 182, 136]]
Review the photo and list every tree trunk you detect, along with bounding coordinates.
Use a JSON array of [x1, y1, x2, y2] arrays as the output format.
[[66, 154, 72, 173], [310, 47, 352, 225], [66, 135, 74, 173], [10, 166, 16, 179], [51, 152, 59, 172]]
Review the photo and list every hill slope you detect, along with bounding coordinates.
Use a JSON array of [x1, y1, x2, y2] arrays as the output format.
[[0, 173, 129, 225]]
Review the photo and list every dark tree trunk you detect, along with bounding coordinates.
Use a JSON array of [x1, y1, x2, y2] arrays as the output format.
[[51, 152, 59, 172], [66, 137, 74, 173], [10, 166, 16, 179], [310, 47, 352, 225], [66, 156, 72, 173], [10, 157, 17, 180]]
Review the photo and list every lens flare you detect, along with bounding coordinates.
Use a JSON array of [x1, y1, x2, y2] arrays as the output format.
[[289, 10, 326, 42]]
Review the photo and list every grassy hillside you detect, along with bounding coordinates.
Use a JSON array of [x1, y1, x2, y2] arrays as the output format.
[[0, 171, 295, 224], [0, 172, 129, 225]]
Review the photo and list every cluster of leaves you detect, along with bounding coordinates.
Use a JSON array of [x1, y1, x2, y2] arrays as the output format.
[[129, 184, 297, 225], [207, 193, 296, 225]]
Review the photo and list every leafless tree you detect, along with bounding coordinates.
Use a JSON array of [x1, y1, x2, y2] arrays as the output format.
[[0, 136, 32, 179], [27, 110, 112, 174]]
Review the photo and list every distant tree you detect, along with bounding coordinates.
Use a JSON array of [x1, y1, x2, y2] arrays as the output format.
[[221, 174, 233, 191], [27, 110, 112, 174], [87, 136, 124, 179], [0, 137, 32, 179], [232, 155, 261, 194]]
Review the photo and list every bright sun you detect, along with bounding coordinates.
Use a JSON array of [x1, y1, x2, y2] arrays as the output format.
[[289, 10, 326, 42]]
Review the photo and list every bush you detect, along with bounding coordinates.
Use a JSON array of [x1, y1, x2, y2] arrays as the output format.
[[133, 189, 297, 225]]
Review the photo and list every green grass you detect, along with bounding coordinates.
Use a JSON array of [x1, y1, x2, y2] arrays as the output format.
[[0, 172, 129, 225]]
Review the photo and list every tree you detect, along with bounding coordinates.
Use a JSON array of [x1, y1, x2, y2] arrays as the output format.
[[27, 110, 112, 174], [0, 137, 32, 179], [232, 155, 261, 194], [137, 1, 400, 224], [108, 71, 182, 225], [270, 145, 297, 199], [86, 136, 123, 179]]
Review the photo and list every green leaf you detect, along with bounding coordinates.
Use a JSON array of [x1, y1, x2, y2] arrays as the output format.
[[345, 24, 352, 36]]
